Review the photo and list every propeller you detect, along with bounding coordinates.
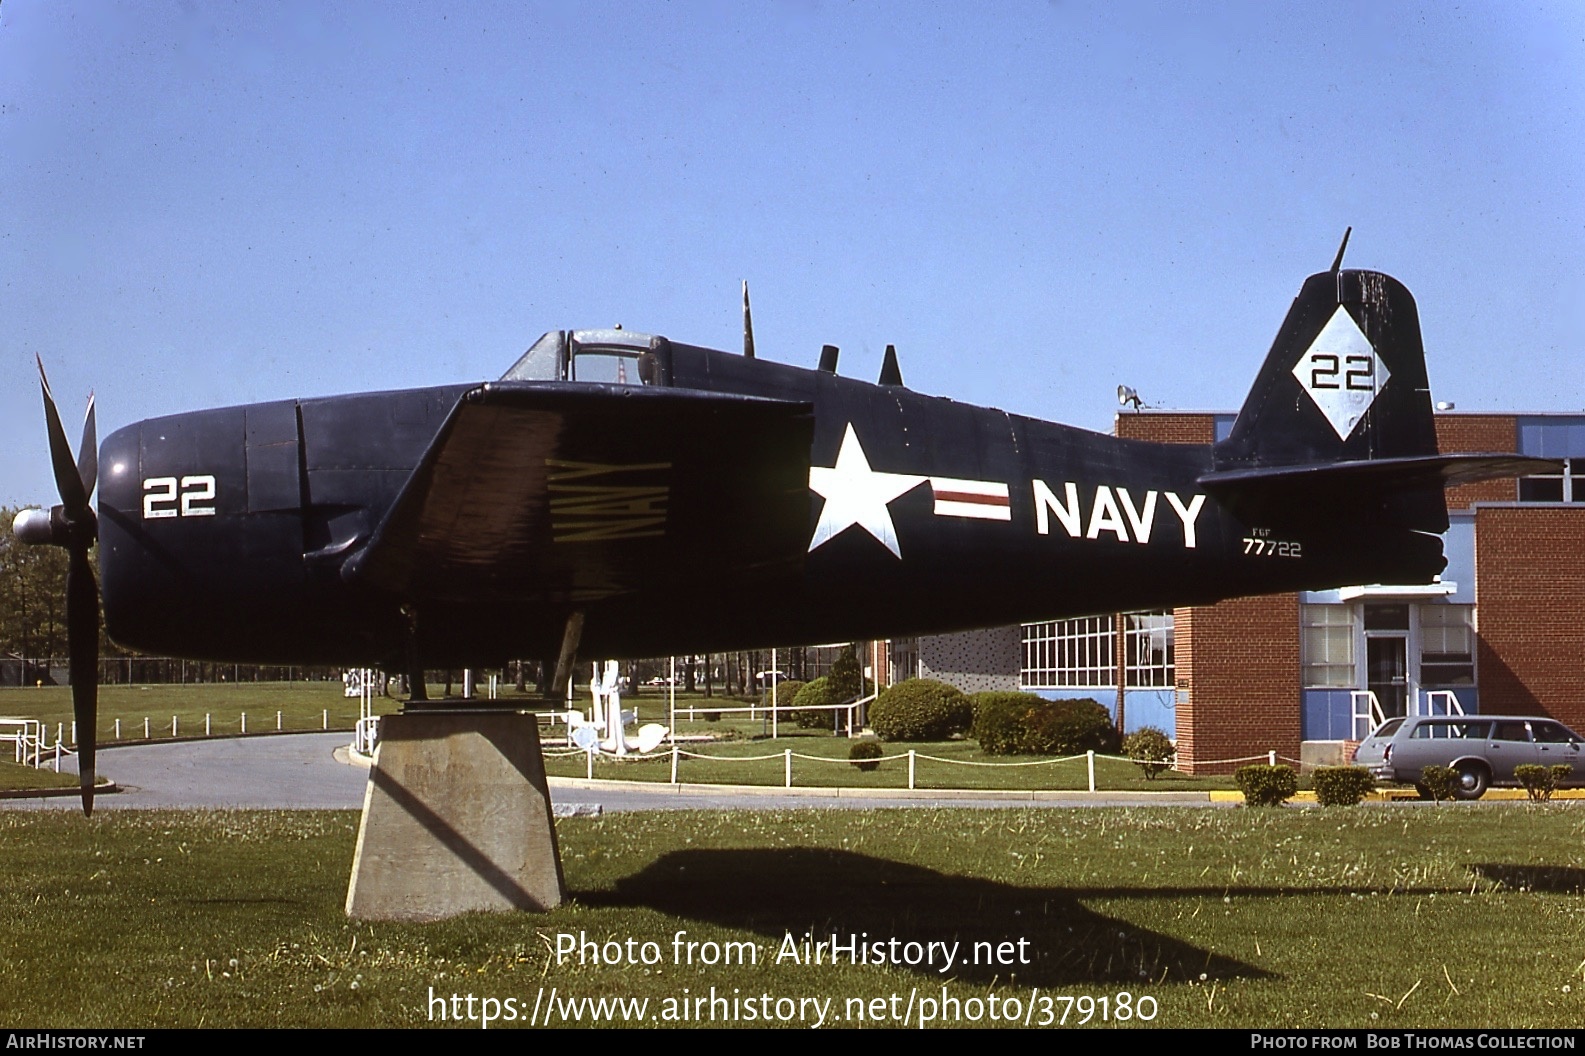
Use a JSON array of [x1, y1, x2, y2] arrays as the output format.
[[13, 357, 99, 814]]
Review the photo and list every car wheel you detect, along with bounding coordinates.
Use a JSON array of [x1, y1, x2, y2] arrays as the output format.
[[1453, 762, 1489, 801]]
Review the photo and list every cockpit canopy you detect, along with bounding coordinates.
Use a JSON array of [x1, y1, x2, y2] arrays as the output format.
[[501, 329, 667, 386]]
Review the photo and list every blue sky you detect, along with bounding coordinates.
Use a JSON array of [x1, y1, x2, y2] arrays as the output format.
[[3, 1, 1583, 507]]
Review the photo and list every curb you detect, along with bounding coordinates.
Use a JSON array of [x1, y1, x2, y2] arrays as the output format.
[[0, 782, 120, 800]]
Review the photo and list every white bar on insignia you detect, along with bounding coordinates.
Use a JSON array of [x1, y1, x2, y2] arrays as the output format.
[[929, 477, 1011, 521]]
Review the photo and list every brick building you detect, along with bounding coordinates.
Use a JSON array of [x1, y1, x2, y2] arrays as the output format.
[[896, 411, 1585, 773]]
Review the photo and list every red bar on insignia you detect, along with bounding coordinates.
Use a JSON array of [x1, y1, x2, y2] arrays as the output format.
[[928, 477, 1011, 521]]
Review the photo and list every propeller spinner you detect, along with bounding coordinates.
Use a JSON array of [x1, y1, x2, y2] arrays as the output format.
[[12, 357, 99, 814]]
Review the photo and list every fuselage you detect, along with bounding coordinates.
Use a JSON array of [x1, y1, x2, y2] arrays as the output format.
[[97, 333, 1443, 668]]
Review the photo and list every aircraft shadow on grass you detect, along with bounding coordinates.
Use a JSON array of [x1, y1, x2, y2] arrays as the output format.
[[1468, 863, 1585, 894], [579, 846, 1270, 987]]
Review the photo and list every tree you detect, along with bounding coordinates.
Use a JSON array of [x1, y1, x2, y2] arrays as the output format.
[[829, 644, 862, 702]]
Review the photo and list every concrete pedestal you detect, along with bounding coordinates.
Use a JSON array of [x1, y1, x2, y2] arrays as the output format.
[[345, 710, 565, 920]]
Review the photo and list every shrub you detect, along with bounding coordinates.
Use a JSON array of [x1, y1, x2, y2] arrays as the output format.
[[790, 677, 838, 729], [1122, 727, 1175, 780], [1419, 764, 1458, 803], [1312, 766, 1375, 806], [1514, 764, 1573, 803], [848, 740, 883, 772], [828, 645, 863, 702], [761, 679, 806, 723], [1234, 764, 1298, 806], [869, 679, 973, 742], [971, 692, 1119, 756]]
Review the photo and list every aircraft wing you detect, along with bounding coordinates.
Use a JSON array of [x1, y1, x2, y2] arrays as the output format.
[[342, 382, 814, 605]]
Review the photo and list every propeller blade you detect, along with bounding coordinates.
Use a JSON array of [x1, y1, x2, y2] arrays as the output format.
[[67, 546, 99, 815], [77, 393, 98, 503], [37, 357, 90, 516]]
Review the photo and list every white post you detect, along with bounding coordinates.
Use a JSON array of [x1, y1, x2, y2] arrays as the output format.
[[241, 712, 247, 734], [143, 717, 149, 739], [670, 740, 679, 785], [1268, 750, 1277, 766], [172, 715, 178, 737], [57, 722, 63, 745], [206, 713, 211, 736], [322, 709, 327, 730], [784, 748, 792, 788], [908, 749, 916, 790], [276, 710, 282, 731], [771, 647, 778, 739], [54, 740, 61, 772], [70, 720, 76, 744], [114, 718, 120, 740], [585, 747, 593, 781], [1087, 749, 1096, 793]]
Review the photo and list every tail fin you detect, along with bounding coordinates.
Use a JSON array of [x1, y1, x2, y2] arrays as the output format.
[[1215, 269, 1436, 471], [1204, 268, 1554, 583]]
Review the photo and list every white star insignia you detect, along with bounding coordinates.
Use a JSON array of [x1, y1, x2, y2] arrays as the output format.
[[807, 424, 925, 558]]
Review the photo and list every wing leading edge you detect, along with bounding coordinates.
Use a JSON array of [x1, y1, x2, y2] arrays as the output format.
[[342, 382, 815, 606]]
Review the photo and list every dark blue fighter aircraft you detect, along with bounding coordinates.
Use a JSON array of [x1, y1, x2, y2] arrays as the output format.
[[15, 241, 1549, 811]]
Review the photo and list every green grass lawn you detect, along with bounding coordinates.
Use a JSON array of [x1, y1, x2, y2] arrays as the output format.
[[1, 805, 1582, 1028], [0, 681, 400, 740], [542, 734, 1236, 792], [0, 683, 733, 742], [0, 684, 1236, 794], [0, 759, 78, 791]]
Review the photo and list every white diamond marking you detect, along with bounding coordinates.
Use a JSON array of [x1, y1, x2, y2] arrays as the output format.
[[1291, 305, 1390, 441]]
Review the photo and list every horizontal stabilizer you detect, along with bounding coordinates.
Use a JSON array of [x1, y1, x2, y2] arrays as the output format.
[[1200, 453, 1561, 493]]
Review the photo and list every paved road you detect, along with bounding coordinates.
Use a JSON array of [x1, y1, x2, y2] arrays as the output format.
[[4, 733, 1222, 812]]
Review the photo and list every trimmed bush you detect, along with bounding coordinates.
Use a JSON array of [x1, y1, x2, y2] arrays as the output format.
[[1419, 764, 1458, 803], [828, 645, 863, 702], [761, 679, 805, 718], [1234, 764, 1298, 806], [1122, 727, 1175, 780], [848, 740, 883, 772], [1312, 766, 1375, 806], [1514, 763, 1573, 803], [790, 677, 839, 729], [870, 679, 973, 742], [971, 692, 1119, 756]]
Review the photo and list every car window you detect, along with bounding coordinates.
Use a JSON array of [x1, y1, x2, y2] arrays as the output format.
[[1373, 718, 1405, 739], [1491, 721, 1532, 743], [1411, 721, 1487, 740], [1531, 722, 1577, 744]]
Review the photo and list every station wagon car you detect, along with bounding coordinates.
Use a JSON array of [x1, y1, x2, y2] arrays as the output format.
[[1352, 715, 1584, 800]]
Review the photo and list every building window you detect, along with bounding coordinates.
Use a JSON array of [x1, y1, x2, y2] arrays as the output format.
[[1301, 605, 1355, 688], [1022, 616, 1114, 689], [1419, 605, 1475, 687], [1125, 611, 1175, 687], [1519, 458, 1580, 503], [1021, 611, 1174, 690], [1518, 417, 1585, 502]]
